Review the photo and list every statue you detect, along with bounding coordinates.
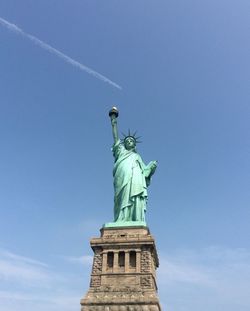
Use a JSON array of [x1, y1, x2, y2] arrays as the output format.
[[108, 107, 157, 225]]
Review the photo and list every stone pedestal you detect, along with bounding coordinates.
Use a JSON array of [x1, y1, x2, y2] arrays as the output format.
[[80, 226, 161, 311]]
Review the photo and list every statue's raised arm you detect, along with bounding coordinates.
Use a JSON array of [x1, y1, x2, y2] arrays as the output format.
[[106, 107, 157, 228], [109, 107, 119, 144]]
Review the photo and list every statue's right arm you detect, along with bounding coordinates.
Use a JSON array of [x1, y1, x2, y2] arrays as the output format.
[[111, 116, 119, 144]]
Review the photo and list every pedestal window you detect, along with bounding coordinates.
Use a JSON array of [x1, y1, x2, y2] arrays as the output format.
[[129, 251, 136, 269], [107, 252, 114, 270], [118, 251, 125, 271]]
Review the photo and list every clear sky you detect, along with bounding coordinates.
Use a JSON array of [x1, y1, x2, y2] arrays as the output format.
[[0, 1, 249, 310]]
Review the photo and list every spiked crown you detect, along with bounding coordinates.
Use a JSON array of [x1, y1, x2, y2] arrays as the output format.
[[121, 129, 142, 145]]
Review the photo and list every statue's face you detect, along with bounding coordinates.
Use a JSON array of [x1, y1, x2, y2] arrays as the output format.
[[124, 137, 136, 150]]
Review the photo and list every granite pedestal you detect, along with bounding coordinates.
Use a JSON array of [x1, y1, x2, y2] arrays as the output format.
[[80, 226, 162, 311]]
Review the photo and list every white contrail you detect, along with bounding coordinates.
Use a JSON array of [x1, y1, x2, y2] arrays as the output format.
[[0, 17, 122, 90]]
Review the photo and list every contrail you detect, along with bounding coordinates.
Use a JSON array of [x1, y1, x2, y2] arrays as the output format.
[[0, 17, 122, 90]]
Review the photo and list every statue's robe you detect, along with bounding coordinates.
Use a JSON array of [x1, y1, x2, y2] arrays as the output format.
[[112, 140, 152, 222]]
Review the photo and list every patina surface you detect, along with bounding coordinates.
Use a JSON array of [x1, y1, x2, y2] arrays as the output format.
[[106, 107, 157, 227]]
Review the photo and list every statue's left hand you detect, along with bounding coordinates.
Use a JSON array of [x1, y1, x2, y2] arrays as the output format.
[[144, 161, 157, 185], [149, 161, 157, 174]]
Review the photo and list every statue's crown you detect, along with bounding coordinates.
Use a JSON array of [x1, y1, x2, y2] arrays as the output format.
[[122, 129, 142, 144]]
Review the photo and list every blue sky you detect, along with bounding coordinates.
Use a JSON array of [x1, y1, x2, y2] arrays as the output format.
[[0, 1, 249, 310]]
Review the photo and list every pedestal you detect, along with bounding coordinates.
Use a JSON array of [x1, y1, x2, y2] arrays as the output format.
[[80, 226, 162, 311]]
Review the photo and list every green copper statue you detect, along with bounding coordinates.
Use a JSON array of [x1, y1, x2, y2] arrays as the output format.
[[108, 107, 157, 226]]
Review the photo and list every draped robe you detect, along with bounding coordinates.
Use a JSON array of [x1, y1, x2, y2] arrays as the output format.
[[112, 140, 152, 222]]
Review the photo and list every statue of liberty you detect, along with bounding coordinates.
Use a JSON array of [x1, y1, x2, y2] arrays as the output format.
[[108, 107, 157, 225]]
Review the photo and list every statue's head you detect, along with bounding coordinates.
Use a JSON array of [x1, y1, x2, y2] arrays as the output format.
[[122, 130, 141, 151], [124, 136, 136, 150]]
